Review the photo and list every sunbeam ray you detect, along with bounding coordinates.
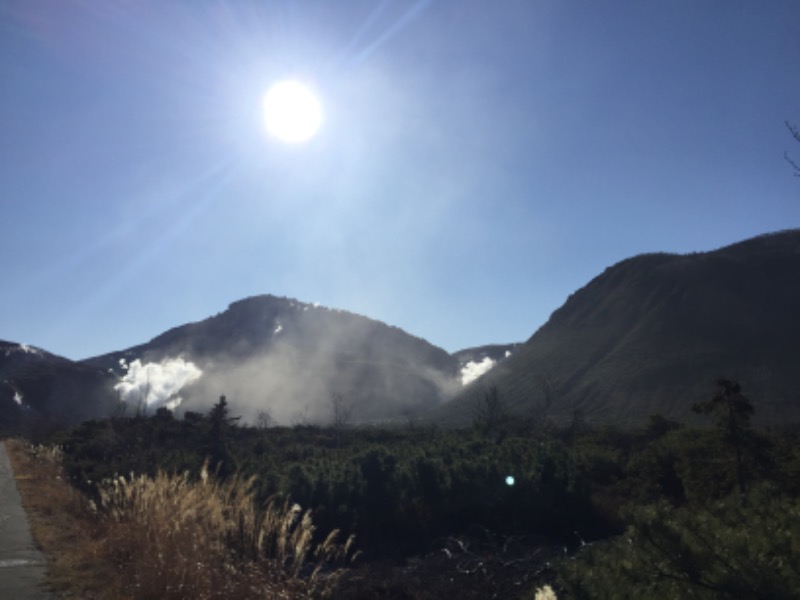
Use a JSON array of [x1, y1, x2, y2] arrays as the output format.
[[349, 0, 432, 66], [337, 0, 391, 68]]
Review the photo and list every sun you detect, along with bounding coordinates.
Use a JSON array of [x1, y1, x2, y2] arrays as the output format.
[[262, 80, 323, 143]]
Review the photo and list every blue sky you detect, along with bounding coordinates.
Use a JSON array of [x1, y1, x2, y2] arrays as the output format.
[[1, 0, 798, 360]]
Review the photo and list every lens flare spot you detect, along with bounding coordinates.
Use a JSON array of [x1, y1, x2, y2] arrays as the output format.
[[505, 475, 515, 486]]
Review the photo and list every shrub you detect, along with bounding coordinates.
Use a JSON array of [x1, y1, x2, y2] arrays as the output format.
[[558, 485, 800, 598]]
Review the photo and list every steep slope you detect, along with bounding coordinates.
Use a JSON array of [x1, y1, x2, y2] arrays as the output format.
[[83, 295, 461, 423], [0, 341, 117, 435], [433, 230, 800, 428]]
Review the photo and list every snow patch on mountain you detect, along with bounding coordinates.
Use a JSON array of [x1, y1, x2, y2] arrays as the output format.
[[3, 343, 42, 357]]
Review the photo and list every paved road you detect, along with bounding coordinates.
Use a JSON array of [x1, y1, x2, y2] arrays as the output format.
[[0, 440, 53, 599]]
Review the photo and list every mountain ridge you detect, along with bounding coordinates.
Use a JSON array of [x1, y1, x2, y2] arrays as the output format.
[[3, 229, 798, 432], [81, 294, 482, 424], [432, 228, 800, 427]]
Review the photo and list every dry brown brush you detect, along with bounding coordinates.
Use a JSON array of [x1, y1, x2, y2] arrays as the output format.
[[96, 462, 357, 599], [6, 439, 122, 598], [8, 439, 355, 600]]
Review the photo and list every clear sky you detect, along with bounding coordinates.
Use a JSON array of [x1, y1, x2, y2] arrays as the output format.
[[1, 0, 799, 361]]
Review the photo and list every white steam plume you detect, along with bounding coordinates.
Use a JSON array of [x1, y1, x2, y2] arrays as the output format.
[[114, 358, 202, 412], [460, 357, 496, 386]]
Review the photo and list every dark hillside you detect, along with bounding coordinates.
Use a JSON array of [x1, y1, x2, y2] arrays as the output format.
[[433, 230, 800, 427], [83, 295, 461, 423], [0, 341, 116, 435]]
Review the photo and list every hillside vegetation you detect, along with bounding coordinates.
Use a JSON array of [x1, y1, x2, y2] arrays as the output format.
[[14, 379, 800, 598]]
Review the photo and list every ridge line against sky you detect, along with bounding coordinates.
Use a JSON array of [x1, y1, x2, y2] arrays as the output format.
[[1, 0, 798, 361]]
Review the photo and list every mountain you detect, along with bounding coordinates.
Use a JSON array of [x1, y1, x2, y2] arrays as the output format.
[[83, 295, 464, 424], [7, 230, 797, 432], [431, 229, 800, 428], [0, 341, 117, 435]]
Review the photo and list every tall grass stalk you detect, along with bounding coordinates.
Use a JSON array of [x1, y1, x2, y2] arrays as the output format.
[[97, 462, 355, 599]]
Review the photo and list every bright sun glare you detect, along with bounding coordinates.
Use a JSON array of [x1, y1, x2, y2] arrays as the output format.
[[263, 80, 323, 143]]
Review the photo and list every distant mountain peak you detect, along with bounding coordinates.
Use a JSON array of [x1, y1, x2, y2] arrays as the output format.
[[434, 229, 800, 428], [82, 294, 461, 425]]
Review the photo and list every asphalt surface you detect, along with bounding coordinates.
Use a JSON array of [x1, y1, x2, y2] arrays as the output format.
[[0, 440, 53, 599]]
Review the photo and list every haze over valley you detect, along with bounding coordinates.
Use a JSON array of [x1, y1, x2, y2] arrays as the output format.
[[3, 229, 799, 434]]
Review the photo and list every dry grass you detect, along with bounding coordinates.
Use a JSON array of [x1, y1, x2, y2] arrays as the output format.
[[6, 439, 355, 599], [5, 438, 122, 599]]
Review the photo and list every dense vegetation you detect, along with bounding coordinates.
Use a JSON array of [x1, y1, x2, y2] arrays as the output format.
[[37, 381, 800, 598]]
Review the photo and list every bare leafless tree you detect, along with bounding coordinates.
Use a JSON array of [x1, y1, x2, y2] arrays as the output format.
[[114, 389, 129, 418], [255, 409, 274, 430], [566, 406, 586, 444], [530, 375, 556, 436], [291, 405, 311, 427], [329, 393, 355, 430], [785, 121, 800, 176], [329, 393, 355, 447], [473, 385, 505, 436]]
